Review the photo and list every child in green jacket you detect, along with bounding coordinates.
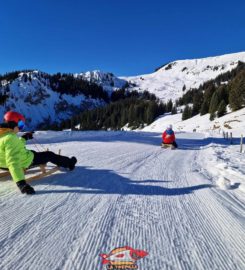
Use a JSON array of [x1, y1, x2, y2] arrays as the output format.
[[0, 111, 77, 195]]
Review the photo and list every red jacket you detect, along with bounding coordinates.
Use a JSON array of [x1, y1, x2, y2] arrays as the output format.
[[162, 129, 175, 144]]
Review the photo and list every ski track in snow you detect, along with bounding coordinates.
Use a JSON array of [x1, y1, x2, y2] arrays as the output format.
[[0, 131, 244, 270]]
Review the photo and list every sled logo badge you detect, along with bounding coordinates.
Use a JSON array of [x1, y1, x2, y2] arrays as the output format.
[[100, 246, 148, 269]]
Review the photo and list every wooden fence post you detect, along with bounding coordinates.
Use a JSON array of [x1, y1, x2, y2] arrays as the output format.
[[230, 132, 233, 144], [240, 135, 243, 153]]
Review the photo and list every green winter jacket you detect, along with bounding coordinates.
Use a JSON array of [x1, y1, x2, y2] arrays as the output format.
[[0, 128, 34, 182]]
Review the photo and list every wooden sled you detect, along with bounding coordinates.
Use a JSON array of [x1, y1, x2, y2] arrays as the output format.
[[161, 143, 176, 150], [0, 171, 11, 178], [26, 165, 60, 183], [0, 149, 61, 183], [0, 166, 60, 183]]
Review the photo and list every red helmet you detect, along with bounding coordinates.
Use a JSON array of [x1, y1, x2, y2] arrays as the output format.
[[4, 111, 25, 124]]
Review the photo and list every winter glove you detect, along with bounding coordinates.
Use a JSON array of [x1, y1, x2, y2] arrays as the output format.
[[16, 180, 35, 195], [22, 132, 34, 141]]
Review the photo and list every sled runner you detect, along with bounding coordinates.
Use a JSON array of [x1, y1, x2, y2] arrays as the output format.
[[27, 165, 60, 182], [0, 165, 60, 183], [161, 143, 176, 150]]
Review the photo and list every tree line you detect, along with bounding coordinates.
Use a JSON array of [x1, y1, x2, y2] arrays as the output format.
[[178, 61, 245, 120], [49, 73, 109, 101], [0, 70, 34, 83], [51, 90, 176, 131], [0, 70, 111, 103]]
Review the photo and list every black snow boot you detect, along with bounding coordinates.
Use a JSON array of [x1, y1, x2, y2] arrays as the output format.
[[17, 180, 35, 195], [69, 157, 77, 171]]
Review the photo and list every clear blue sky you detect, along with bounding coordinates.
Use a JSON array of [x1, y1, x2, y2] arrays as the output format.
[[1, 0, 244, 76]]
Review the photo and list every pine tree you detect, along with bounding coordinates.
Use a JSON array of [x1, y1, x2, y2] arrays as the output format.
[[166, 99, 173, 112], [209, 112, 216, 121], [182, 105, 192, 120], [217, 85, 228, 104], [171, 106, 177, 114], [146, 101, 158, 124], [192, 91, 203, 116], [120, 109, 127, 127], [128, 104, 135, 126], [229, 70, 245, 111], [200, 100, 209, 115], [70, 118, 75, 130], [203, 84, 216, 105], [0, 93, 8, 105], [209, 91, 220, 114], [158, 102, 166, 115], [110, 112, 117, 128], [217, 100, 227, 117]]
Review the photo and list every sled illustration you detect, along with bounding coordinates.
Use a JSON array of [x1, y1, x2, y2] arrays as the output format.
[[0, 149, 61, 183], [100, 246, 148, 270]]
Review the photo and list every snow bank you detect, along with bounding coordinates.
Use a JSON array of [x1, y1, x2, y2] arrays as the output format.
[[143, 107, 245, 138]]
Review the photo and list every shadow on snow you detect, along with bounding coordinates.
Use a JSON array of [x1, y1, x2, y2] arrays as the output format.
[[35, 166, 214, 196]]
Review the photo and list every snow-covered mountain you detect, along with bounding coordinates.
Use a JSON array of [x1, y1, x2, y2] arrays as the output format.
[[75, 70, 128, 94], [123, 52, 245, 102], [0, 71, 113, 129], [1, 52, 245, 128], [0, 70, 130, 128]]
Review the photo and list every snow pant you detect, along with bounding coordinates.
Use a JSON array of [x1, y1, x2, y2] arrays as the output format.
[[172, 141, 178, 148], [30, 150, 71, 169]]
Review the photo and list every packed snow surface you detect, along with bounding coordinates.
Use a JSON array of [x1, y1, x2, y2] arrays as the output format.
[[0, 130, 244, 270]]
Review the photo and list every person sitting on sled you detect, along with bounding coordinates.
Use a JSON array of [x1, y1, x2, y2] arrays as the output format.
[[0, 111, 77, 195], [162, 124, 178, 148]]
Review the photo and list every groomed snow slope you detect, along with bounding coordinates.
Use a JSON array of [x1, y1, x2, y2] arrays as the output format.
[[0, 131, 244, 270]]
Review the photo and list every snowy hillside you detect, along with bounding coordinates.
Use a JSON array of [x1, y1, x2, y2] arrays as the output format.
[[1, 52, 245, 129], [76, 70, 128, 94], [0, 71, 108, 128], [143, 107, 245, 137], [123, 52, 245, 102], [0, 130, 244, 269], [0, 70, 129, 128]]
